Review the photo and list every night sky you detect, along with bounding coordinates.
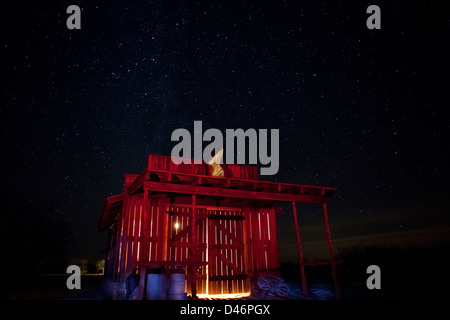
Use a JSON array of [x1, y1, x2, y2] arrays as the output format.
[[1, 1, 449, 265]]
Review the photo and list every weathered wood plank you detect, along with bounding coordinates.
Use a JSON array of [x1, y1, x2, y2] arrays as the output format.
[[145, 181, 330, 203]]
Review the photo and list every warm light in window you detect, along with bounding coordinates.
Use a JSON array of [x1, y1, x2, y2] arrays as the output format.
[[174, 222, 179, 230]]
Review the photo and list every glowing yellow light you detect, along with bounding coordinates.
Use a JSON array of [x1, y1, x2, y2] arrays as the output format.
[[174, 222, 179, 229], [197, 292, 251, 300]]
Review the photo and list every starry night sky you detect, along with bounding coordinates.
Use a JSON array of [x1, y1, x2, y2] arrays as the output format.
[[1, 1, 449, 264]]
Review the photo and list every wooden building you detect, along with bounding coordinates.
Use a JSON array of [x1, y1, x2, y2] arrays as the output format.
[[98, 154, 338, 299]]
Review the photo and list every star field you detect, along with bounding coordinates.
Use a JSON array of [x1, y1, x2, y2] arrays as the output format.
[[1, 0, 449, 262]]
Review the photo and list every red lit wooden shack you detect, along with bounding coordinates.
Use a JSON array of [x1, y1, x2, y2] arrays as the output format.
[[98, 154, 338, 299]]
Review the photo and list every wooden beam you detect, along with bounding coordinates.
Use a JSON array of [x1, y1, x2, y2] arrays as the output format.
[[292, 202, 307, 296], [169, 242, 207, 248], [134, 260, 207, 268], [169, 218, 206, 242], [128, 169, 149, 195], [207, 214, 245, 221], [129, 168, 337, 195], [191, 194, 197, 299], [112, 195, 127, 283], [210, 244, 244, 250], [323, 203, 340, 299], [118, 199, 130, 282], [144, 181, 329, 203], [137, 191, 150, 300], [137, 266, 146, 301], [211, 248, 244, 275], [162, 202, 169, 262]]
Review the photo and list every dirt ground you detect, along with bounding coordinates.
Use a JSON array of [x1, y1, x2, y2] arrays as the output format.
[[2, 269, 448, 300]]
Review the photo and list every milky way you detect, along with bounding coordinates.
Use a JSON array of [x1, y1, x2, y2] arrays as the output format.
[[1, 1, 449, 261]]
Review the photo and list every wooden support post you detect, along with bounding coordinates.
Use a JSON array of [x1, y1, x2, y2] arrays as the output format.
[[292, 202, 307, 296], [118, 200, 130, 283], [112, 196, 126, 283], [137, 266, 146, 300], [137, 190, 149, 300], [191, 194, 197, 299], [323, 203, 340, 299], [162, 203, 169, 262]]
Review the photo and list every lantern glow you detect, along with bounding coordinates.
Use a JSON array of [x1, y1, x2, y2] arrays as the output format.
[[197, 292, 251, 300]]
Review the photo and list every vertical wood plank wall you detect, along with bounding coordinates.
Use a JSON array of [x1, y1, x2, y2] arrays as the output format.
[[166, 205, 207, 295], [107, 197, 280, 295], [243, 208, 280, 277], [109, 196, 167, 283]]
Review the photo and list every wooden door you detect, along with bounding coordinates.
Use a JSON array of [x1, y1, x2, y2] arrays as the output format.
[[207, 209, 248, 295], [166, 206, 249, 296]]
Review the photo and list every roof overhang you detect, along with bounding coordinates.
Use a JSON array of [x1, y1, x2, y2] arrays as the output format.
[[98, 169, 337, 231], [97, 193, 124, 231]]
